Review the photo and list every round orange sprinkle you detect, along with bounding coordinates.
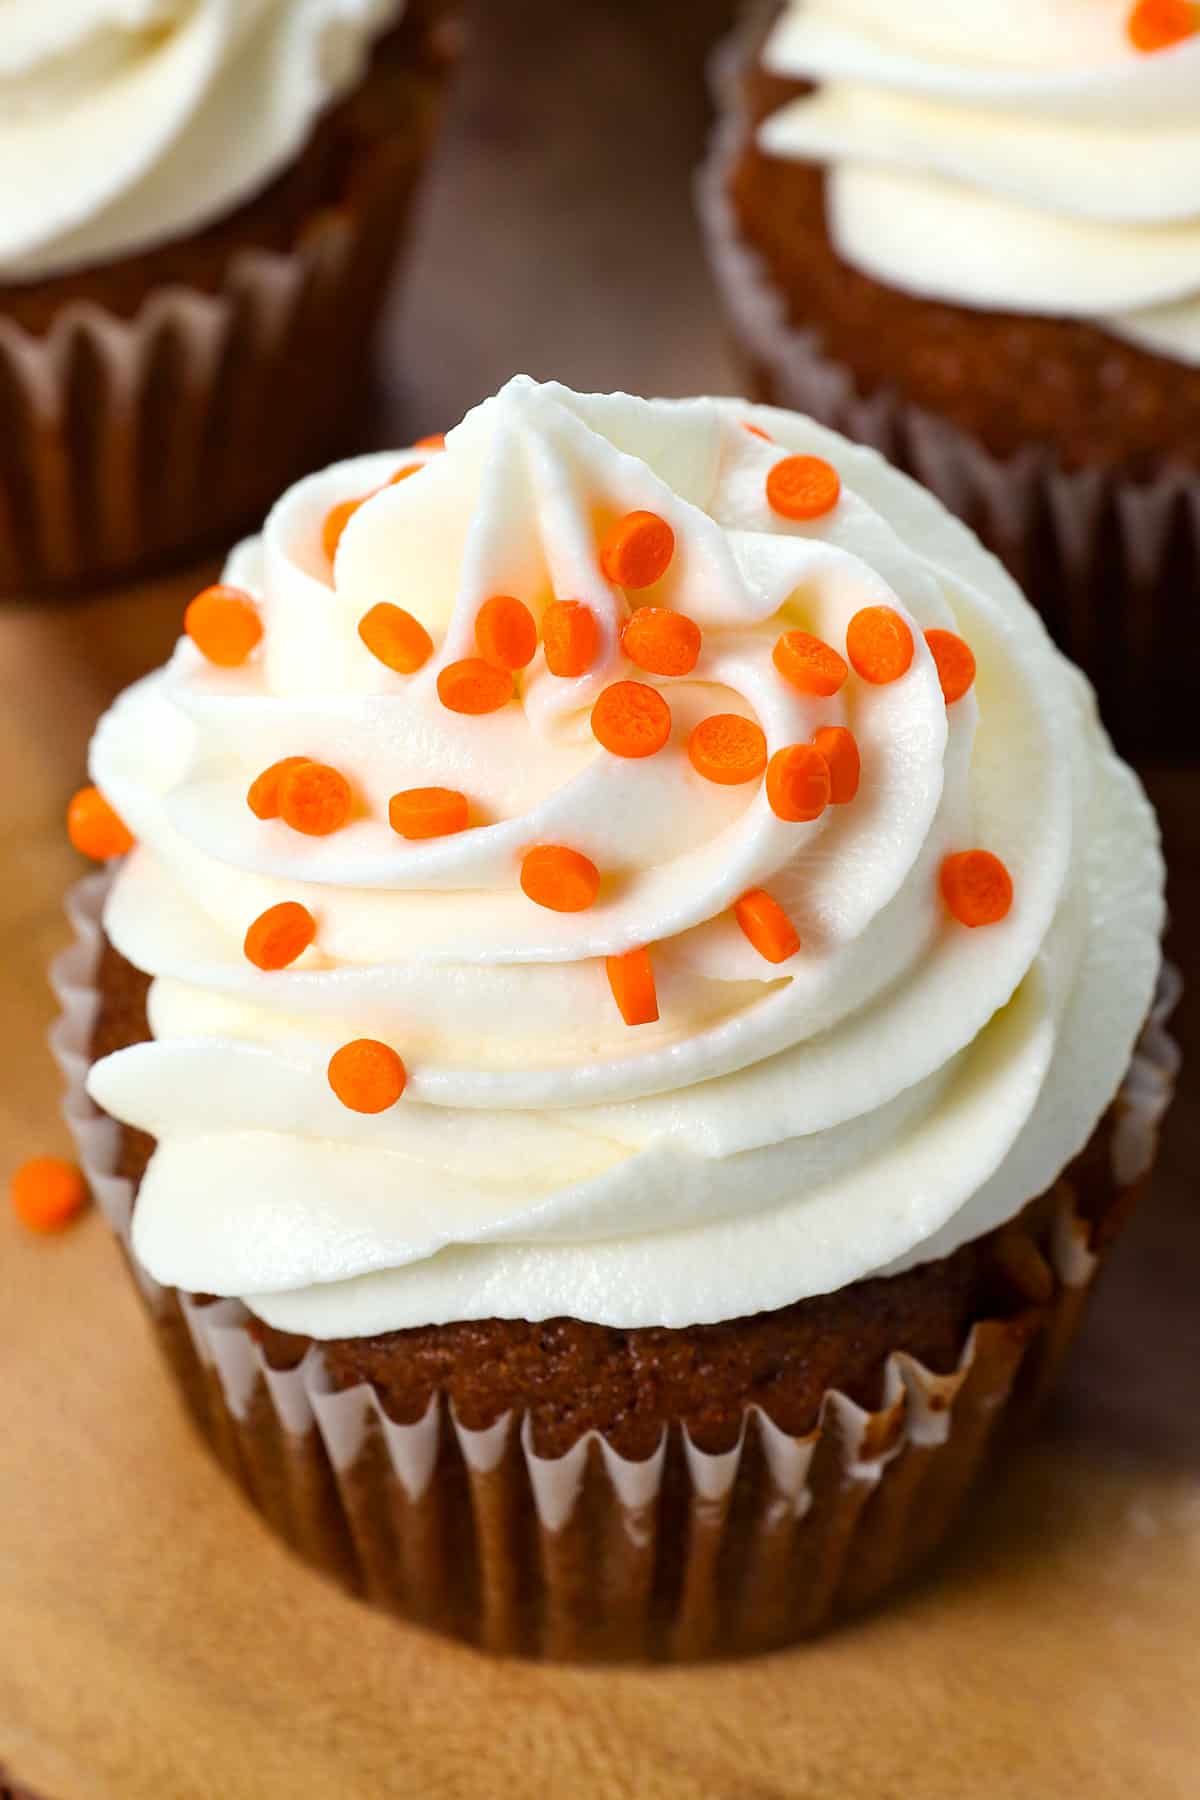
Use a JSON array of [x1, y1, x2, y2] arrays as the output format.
[[67, 786, 134, 860], [520, 845, 600, 913], [278, 762, 353, 837], [437, 658, 514, 715], [743, 422, 773, 442], [1127, 0, 1196, 49], [10, 1157, 88, 1234], [622, 607, 702, 677], [543, 600, 599, 677], [607, 946, 659, 1027], [924, 628, 977, 706], [476, 594, 538, 671], [389, 787, 470, 840], [591, 680, 672, 758], [773, 629, 848, 697], [328, 1039, 407, 1113], [388, 463, 423, 486], [688, 714, 768, 786], [323, 497, 362, 563], [846, 606, 914, 685], [244, 902, 316, 971], [414, 433, 446, 450], [734, 890, 801, 965], [600, 511, 675, 590], [940, 851, 1014, 929], [247, 756, 311, 820], [766, 744, 831, 822], [184, 584, 262, 668], [358, 602, 433, 674], [812, 726, 861, 805], [766, 454, 841, 522]]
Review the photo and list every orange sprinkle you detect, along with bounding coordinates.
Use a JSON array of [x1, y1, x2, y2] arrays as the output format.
[[846, 606, 914, 685], [734, 890, 801, 965], [1127, 0, 1196, 49], [940, 851, 1014, 929], [599, 511, 675, 590], [278, 762, 353, 837], [812, 725, 861, 805], [743, 422, 772, 442], [925, 629, 976, 705], [414, 433, 446, 450], [688, 713, 768, 786], [437, 658, 514, 715], [323, 497, 362, 563], [475, 594, 538, 671], [591, 680, 672, 758], [10, 1157, 88, 1234], [358, 602, 433, 674], [773, 629, 848, 697], [766, 744, 831, 821], [622, 607, 702, 677], [543, 600, 598, 677], [607, 946, 659, 1027], [67, 786, 134, 860], [328, 1039, 407, 1113], [184, 584, 262, 667], [388, 463, 423, 486], [520, 845, 600, 913], [389, 787, 470, 840], [247, 756, 311, 820], [766, 454, 841, 522], [244, 902, 316, 971]]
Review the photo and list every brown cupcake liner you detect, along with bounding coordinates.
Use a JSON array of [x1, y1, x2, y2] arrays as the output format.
[[697, 16, 1200, 754], [51, 875, 1179, 1661]]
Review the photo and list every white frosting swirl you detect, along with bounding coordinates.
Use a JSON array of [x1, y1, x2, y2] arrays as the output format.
[[760, 1, 1200, 364], [0, 0, 402, 282], [85, 378, 1163, 1335]]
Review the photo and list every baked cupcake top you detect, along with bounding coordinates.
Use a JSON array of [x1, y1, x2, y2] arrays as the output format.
[[759, 0, 1200, 365], [86, 379, 1163, 1334], [0, 0, 402, 283]]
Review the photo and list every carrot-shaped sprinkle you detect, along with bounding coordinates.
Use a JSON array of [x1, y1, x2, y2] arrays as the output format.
[[924, 628, 976, 705], [940, 851, 1013, 928], [520, 845, 600, 913], [766, 744, 831, 821], [766, 454, 841, 522], [811, 726, 861, 804], [1127, 0, 1196, 49], [607, 946, 659, 1026], [476, 595, 538, 671], [322, 497, 362, 564], [622, 607, 702, 677], [244, 902, 316, 971], [389, 787, 469, 840], [600, 511, 675, 590], [358, 603, 433, 674], [688, 714, 768, 786], [10, 1157, 89, 1234], [773, 629, 848, 697], [846, 606, 914, 685], [591, 680, 672, 758], [734, 890, 801, 964], [328, 1039, 407, 1113], [388, 463, 423, 486], [184, 584, 262, 667], [67, 786, 134, 860], [414, 433, 446, 450], [743, 422, 772, 442], [543, 600, 598, 676], [278, 762, 353, 837], [247, 756, 311, 820], [437, 658, 514, 715]]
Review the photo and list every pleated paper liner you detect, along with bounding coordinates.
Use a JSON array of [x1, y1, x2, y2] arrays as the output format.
[[51, 875, 1179, 1663], [696, 11, 1200, 757]]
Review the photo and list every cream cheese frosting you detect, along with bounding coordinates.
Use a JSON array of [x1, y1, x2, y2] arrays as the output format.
[[759, 1, 1200, 365], [85, 378, 1164, 1335], [0, 0, 402, 282]]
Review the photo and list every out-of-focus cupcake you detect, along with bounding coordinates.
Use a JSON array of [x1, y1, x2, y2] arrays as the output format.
[[0, 0, 459, 595], [698, 1, 1200, 753]]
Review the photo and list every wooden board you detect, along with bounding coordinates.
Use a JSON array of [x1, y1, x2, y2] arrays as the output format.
[[2, 4, 1198, 1794]]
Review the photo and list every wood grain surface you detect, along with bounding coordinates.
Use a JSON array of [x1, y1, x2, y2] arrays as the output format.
[[2, 4, 1197, 1796]]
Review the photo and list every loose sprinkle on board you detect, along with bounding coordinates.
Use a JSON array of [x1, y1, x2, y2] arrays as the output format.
[[543, 600, 598, 676], [940, 851, 1014, 928], [328, 1040, 407, 1112], [846, 607, 914, 685], [591, 680, 672, 758], [811, 726, 861, 804], [607, 946, 659, 1026], [773, 630, 848, 697], [925, 629, 976, 705], [688, 714, 768, 785], [278, 763, 353, 837], [520, 845, 601, 913], [766, 455, 841, 522], [622, 607, 702, 677], [600, 511, 675, 590], [244, 902, 316, 971], [10, 1158, 89, 1233], [437, 659, 514, 715], [476, 595, 538, 671], [389, 788, 470, 840], [358, 603, 433, 674], [766, 744, 831, 821], [67, 787, 134, 860], [185, 585, 262, 667], [734, 890, 801, 964]]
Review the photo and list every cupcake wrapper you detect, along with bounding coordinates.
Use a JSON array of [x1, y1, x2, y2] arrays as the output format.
[[51, 875, 1180, 1661], [696, 19, 1200, 753]]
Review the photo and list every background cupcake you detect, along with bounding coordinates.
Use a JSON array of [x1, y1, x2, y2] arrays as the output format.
[[699, 1, 1200, 753], [0, 0, 459, 595]]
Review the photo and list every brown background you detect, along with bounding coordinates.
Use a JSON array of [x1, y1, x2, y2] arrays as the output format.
[[2, 3, 1198, 1795]]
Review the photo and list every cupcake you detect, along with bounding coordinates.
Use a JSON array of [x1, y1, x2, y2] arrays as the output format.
[[55, 378, 1173, 1662], [698, 1, 1200, 753], [0, 0, 458, 595]]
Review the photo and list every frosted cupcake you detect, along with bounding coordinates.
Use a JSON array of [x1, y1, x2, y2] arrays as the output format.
[[0, 0, 458, 594], [699, 1, 1200, 752], [57, 379, 1172, 1661]]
